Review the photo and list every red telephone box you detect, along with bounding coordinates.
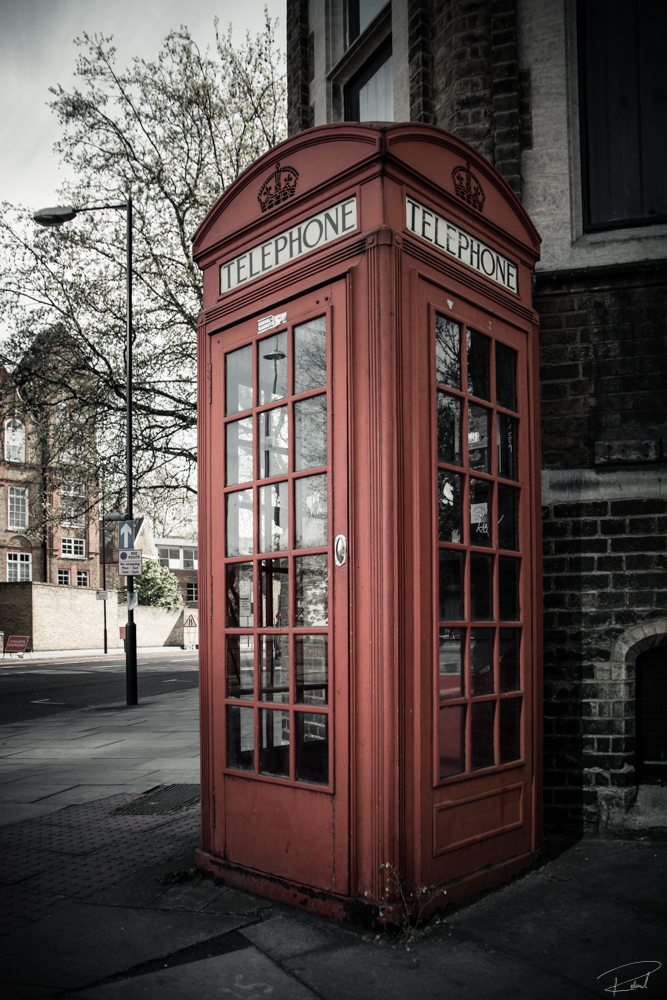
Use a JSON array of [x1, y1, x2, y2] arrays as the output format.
[[193, 123, 542, 919]]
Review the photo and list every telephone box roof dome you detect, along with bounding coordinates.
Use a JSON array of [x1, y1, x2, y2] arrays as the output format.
[[193, 122, 541, 266]]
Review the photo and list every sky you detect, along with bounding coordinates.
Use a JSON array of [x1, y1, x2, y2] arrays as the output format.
[[0, 0, 286, 211]]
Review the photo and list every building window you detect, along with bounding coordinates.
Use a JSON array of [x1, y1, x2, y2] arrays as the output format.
[[183, 548, 198, 569], [158, 546, 199, 569], [8, 486, 28, 529], [636, 645, 667, 783], [77, 570, 90, 587], [61, 481, 86, 528], [7, 552, 31, 582], [346, 0, 388, 47], [61, 537, 85, 558], [187, 582, 198, 603], [578, 0, 667, 230], [58, 568, 71, 585], [4, 419, 26, 463], [345, 40, 393, 122]]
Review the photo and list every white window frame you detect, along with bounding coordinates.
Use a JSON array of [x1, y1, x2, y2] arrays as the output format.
[[57, 568, 71, 586], [187, 581, 198, 602], [61, 537, 86, 558], [7, 552, 32, 582], [61, 481, 86, 528], [76, 570, 90, 587], [8, 486, 28, 529], [4, 419, 26, 463]]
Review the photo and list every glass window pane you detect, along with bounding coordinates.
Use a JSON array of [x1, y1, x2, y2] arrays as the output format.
[[226, 345, 253, 415], [260, 634, 290, 703], [259, 482, 288, 553], [471, 700, 495, 769], [468, 404, 490, 472], [499, 557, 520, 621], [226, 635, 254, 699], [470, 552, 493, 621], [499, 697, 522, 763], [471, 628, 494, 697], [295, 317, 327, 394], [259, 331, 287, 405], [438, 470, 462, 543], [226, 489, 253, 556], [260, 709, 290, 777], [439, 549, 464, 621], [496, 342, 517, 411], [358, 50, 393, 121], [259, 406, 288, 480], [467, 329, 490, 400], [296, 634, 328, 705], [294, 554, 328, 626], [259, 558, 289, 628], [227, 705, 254, 771], [439, 627, 464, 700], [498, 414, 518, 481], [296, 474, 328, 548], [439, 704, 466, 778], [435, 316, 461, 388], [226, 416, 253, 485], [469, 479, 492, 548], [226, 562, 254, 627], [437, 392, 461, 466], [497, 485, 519, 551], [294, 395, 327, 470], [295, 712, 329, 784], [499, 628, 521, 692]]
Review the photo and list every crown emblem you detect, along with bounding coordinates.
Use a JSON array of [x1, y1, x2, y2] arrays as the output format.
[[257, 162, 299, 213], [451, 162, 485, 212]]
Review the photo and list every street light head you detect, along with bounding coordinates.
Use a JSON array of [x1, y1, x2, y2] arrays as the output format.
[[102, 512, 129, 521], [33, 206, 78, 227]]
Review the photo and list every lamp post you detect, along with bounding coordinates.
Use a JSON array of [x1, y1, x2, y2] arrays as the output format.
[[34, 200, 138, 705]]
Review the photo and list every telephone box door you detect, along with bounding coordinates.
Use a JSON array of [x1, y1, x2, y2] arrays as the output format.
[[209, 281, 349, 894]]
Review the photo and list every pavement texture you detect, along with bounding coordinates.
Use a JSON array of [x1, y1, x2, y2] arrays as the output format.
[[1, 685, 666, 999]]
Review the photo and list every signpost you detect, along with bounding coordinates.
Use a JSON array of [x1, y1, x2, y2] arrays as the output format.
[[118, 550, 142, 576], [96, 590, 108, 601], [118, 520, 134, 549], [4, 635, 29, 657], [183, 614, 198, 650]]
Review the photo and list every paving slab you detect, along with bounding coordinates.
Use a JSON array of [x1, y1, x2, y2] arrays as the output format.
[[241, 913, 358, 962]]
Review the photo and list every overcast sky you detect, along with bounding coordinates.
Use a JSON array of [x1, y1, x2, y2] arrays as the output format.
[[0, 0, 286, 210]]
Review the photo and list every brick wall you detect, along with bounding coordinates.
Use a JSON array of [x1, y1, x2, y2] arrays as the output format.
[[0, 582, 33, 649]]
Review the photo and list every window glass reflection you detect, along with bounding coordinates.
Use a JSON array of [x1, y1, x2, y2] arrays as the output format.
[[499, 557, 520, 621], [226, 562, 254, 627], [468, 404, 490, 472], [498, 413, 518, 480], [439, 704, 466, 778], [294, 395, 327, 470], [295, 713, 328, 784], [499, 697, 522, 763], [471, 628, 494, 696], [226, 489, 253, 556], [439, 549, 464, 621], [226, 344, 252, 415], [496, 342, 517, 411], [296, 635, 328, 705], [226, 634, 254, 699], [437, 392, 461, 466], [259, 558, 289, 628], [467, 329, 491, 400], [295, 317, 327, 394], [470, 552, 493, 621], [439, 627, 464, 700], [260, 634, 289, 703], [435, 316, 461, 389], [499, 629, 521, 692], [260, 709, 290, 777], [497, 485, 518, 551], [259, 482, 288, 553], [469, 479, 492, 548], [295, 554, 328, 626], [227, 705, 254, 771], [471, 700, 495, 769], [438, 470, 462, 543], [295, 474, 328, 548], [226, 416, 253, 485], [259, 332, 287, 405], [259, 405, 288, 479]]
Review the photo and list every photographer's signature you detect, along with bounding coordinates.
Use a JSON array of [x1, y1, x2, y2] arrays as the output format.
[[598, 962, 662, 995]]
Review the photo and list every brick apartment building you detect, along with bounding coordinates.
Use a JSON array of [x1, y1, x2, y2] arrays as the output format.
[[286, 0, 667, 832]]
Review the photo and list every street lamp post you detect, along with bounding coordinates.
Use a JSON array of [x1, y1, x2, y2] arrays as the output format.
[[34, 200, 138, 705]]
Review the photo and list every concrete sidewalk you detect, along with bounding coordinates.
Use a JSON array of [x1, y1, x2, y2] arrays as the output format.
[[1, 687, 666, 999]]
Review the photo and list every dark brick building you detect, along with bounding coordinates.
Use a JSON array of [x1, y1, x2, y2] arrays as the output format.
[[287, 0, 667, 833]]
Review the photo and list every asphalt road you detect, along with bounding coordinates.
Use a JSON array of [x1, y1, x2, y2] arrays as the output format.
[[0, 652, 199, 725]]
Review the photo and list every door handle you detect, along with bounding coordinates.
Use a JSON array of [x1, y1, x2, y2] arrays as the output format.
[[334, 534, 347, 567]]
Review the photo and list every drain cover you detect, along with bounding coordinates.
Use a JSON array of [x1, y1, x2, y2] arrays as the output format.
[[114, 784, 201, 815]]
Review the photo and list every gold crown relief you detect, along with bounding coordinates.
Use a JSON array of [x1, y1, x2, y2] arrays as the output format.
[[451, 162, 485, 212], [257, 162, 299, 213]]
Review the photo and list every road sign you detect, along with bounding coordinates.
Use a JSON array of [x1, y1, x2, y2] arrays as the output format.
[[96, 590, 108, 601], [118, 549, 142, 576], [5, 635, 29, 653], [183, 615, 197, 628], [118, 520, 135, 549]]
